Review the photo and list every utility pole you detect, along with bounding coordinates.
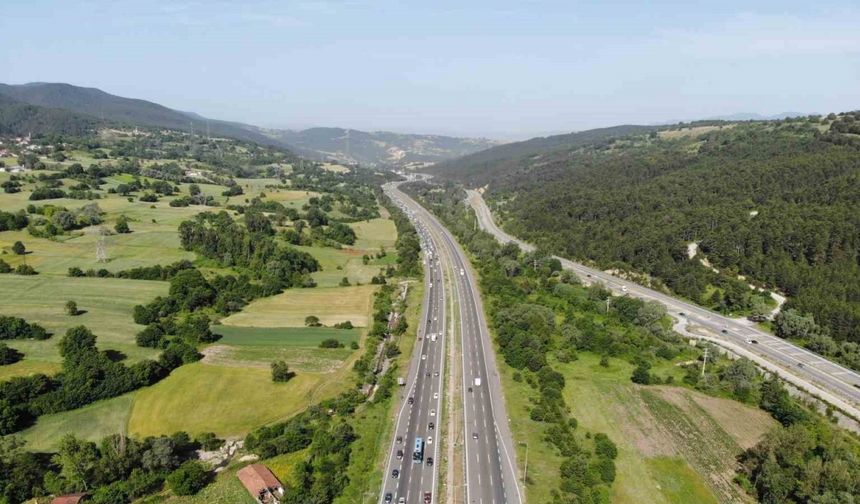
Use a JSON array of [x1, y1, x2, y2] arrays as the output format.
[[701, 347, 709, 377], [522, 442, 529, 485]]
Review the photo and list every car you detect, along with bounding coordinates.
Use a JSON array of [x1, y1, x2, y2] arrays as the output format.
[[397, 449, 403, 460], [433, 392, 438, 399], [424, 491, 432, 503], [408, 397, 414, 405], [430, 409, 436, 416], [472, 432, 478, 440], [392, 469, 399, 478], [396, 435, 403, 444], [621, 285, 628, 293], [468, 387, 472, 393], [384, 493, 393, 503], [679, 312, 685, 316], [399, 497, 406, 504], [426, 372, 431, 377], [422, 354, 427, 360], [434, 371, 439, 377], [426, 457, 434, 466], [427, 436, 433, 444], [798, 362, 805, 368], [428, 422, 434, 430], [721, 329, 728, 334], [750, 339, 759, 344]]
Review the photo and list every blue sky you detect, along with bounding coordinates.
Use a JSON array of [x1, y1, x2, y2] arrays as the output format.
[[1, 0, 859, 138]]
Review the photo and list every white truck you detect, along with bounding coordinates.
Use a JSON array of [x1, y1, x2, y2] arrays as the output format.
[[474, 377, 481, 387], [398, 377, 406, 386], [430, 333, 437, 342]]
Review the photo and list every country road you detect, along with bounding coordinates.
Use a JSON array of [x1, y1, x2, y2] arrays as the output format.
[[381, 181, 523, 504], [466, 189, 860, 421]]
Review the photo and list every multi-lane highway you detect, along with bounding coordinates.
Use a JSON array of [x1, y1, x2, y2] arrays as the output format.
[[467, 189, 860, 419], [381, 181, 523, 504], [379, 197, 447, 504]]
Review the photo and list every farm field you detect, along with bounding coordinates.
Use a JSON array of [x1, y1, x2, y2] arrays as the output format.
[[221, 284, 378, 328], [350, 217, 398, 250]]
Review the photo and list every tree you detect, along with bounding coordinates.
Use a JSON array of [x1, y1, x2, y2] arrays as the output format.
[[58, 325, 97, 361], [721, 357, 758, 401], [305, 315, 321, 327], [188, 184, 201, 196], [114, 216, 131, 234], [631, 363, 652, 384], [11, 241, 25, 255], [65, 300, 79, 316], [339, 276, 351, 286], [774, 309, 825, 340], [54, 435, 100, 491], [271, 360, 294, 382], [167, 461, 210, 496]]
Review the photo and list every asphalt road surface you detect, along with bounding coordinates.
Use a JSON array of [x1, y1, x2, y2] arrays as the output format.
[[467, 189, 860, 418], [381, 181, 523, 504]]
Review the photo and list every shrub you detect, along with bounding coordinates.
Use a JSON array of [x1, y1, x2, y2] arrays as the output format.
[[65, 300, 79, 316], [14, 264, 37, 275], [271, 360, 294, 382], [11, 241, 25, 255], [167, 460, 210, 496], [319, 338, 344, 349], [115, 216, 132, 234]]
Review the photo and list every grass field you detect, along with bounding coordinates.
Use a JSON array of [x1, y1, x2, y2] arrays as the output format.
[[0, 275, 165, 374], [562, 354, 773, 504], [128, 362, 352, 438], [18, 392, 137, 452], [295, 244, 390, 287], [221, 285, 378, 328], [350, 218, 398, 250], [213, 325, 361, 346]]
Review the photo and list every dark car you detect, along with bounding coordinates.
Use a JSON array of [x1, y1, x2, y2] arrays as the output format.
[[384, 493, 393, 503], [396, 436, 403, 444], [392, 469, 399, 479], [721, 329, 728, 334], [427, 456, 434, 466], [428, 422, 434, 430], [397, 449, 403, 460], [408, 397, 414, 405], [424, 491, 432, 503]]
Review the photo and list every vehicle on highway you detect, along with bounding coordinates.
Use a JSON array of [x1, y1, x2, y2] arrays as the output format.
[[427, 436, 433, 444], [408, 397, 414, 405], [434, 371, 439, 377], [751, 339, 758, 344], [430, 409, 436, 416], [621, 285, 628, 292], [413, 437, 425, 463], [422, 354, 427, 360], [460, 268, 465, 276], [468, 387, 472, 392], [396, 435, 402, 444], [472, 432, 478, 440], [798, 362, 805, 368], [397, 449, 403, 460], [384, 493, 392, 503], [424, 491, 432, 503], [399, 497, 405, 504], [433, 392, 438, 399], [428, 422, 434, 430], [392, 469, 399, 479], [427, 456, 433, 466], [474, 377, 482, 387], [721, 329, 728, 334], [679, 312, 685, 316]]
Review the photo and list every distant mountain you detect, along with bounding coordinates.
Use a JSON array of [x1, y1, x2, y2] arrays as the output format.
[[260, 127, 499, 167], [704, 112, 808, 121], [427, 124, 655, 185], [0, 94, 98, 136], [0, 82, 278, 147]]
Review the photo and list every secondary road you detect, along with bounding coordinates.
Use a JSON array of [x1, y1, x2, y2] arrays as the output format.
[[467, 189, 860, 418], [384, 181, 523, 504], [379, 201, 447, 504]]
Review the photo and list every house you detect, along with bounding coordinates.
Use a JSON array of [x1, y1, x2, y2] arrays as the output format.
[[237, 464, 284, 504], [51, 493, 88, 504]]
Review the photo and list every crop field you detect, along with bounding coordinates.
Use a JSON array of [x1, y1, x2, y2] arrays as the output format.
[[221, 284, 378, 328], [128, 361, 352, 438]]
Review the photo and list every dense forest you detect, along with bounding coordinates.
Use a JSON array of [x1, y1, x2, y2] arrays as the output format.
[[437, 113, 860, 344]]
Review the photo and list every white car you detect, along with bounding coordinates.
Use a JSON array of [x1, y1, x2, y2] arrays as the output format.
[[422, 354, 427, 361], [433, 392, 438, 399], [427, 436, 433, 445], [430, 409, 436, 416]]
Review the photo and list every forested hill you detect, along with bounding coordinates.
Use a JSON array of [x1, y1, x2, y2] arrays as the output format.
[[467, 114, 860, 343], [0, 82, 278, 147], [0, 94, 98, 136], [427, 124, 655, 185], [260, 127, 499, 168]]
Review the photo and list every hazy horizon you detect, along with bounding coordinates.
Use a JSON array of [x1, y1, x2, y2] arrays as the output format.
[[2, 0, 858, 139]]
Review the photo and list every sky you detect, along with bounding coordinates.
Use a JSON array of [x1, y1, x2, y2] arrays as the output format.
[[1, 0, 859, 139]]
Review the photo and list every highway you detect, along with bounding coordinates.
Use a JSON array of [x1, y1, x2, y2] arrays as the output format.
[[466, 189, 860, 419], [379, 197, 447, 504], [382, 181, 523, 504]]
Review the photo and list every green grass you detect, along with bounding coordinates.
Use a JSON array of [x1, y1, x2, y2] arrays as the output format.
[[128, 362, 352, 438], [295, 245, 385, 287], [350, 218, 397, 250], [0, 275, 165, 373], [213, 325, 360, 346], [221, 285, 378, 328], [646, 457, 719, 504], [18, 392, 137, 452]]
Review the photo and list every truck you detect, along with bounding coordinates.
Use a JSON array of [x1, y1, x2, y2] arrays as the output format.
[[398, 377, 406, 386], [474, 377, 481, 387], [430, 333, 437, 342]]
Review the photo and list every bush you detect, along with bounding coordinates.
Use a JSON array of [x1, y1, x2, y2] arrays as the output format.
[[271, 360, 294, 382], [0, 259, 10, 274], [333, 320, 354, 329], [167, 460, 210, 496], [65, 300, 79, 316], [115, 216, 132, 234], [631, 363, 652, 385], [14, 264, 37, 275], [195, 432, 223, 451], [11, 241, 25, 255], [67, 266, 84, 277], [319, 338, 344, 349]]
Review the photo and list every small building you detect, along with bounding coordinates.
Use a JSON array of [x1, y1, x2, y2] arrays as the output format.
[[237, 464, 284, 504], [51, 493, 88, 504]]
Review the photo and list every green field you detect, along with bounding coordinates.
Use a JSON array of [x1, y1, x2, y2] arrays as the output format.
[[221, 284, 378, 328], [214, 325, 361, 346], [350, 217, 397, 250], [128, 362, 352, 438], [0, 275, 165, 374], [296, 244, 390, 287], [18, 392, 137, 452]]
